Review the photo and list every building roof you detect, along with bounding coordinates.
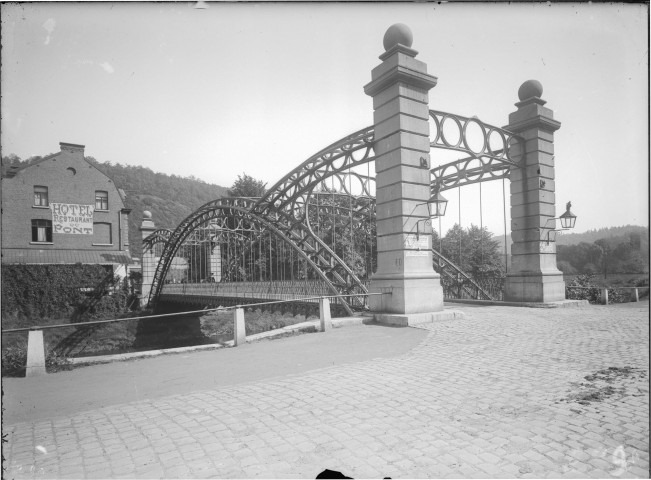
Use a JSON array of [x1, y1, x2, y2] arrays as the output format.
[[1, 145, 122, 195], [1, 152, 59, 178], [1, 248, 132, 265]]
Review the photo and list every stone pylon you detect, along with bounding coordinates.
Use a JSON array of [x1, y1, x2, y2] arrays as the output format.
[[504, 80, 565, 302], [208, 243, 222, 282], [140, 211, 156, 303], [364, 24, 458, 326]]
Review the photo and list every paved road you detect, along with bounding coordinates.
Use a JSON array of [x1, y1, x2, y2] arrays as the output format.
[[3, 301, 649, 479], [3, 322, 425, 424]]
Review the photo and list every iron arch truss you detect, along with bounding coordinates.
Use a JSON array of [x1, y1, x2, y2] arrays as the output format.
[[252, 126, 375, 221], [428, 110, 524, 193], [148, 126, 380, 312], [148, 197, 368, 315], [147, 109, 521, 309], [142, 228, 172, 252]]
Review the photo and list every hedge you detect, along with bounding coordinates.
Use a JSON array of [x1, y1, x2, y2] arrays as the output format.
[[1, 264, 134, 325]]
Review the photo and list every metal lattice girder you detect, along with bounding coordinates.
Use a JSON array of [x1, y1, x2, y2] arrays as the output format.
[[431, 249, 494, 301], [312, 172, 375, 199], [252, 126, 375, 223], [142, 228, 172, 252], [428, 110, 525, 193], [429, 110, 525, 167], [305, 196, 375, 229], [310, 190, 374, 204], [304, 181, 492, 302], [307, 188, 488, 301], [430, 154, 511, 193], [147, 107, 523, 309], [148, 197, 366, 314]]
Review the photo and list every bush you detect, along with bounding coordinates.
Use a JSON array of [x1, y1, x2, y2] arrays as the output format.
[[607, 288, 631, 304], [566, 274, 601, 303], [1, 264, 135, 323], [1, 344, 72, 377], [635, 278, 650, 299], [1, 345, 27, 377], [566, 273, 645, 304], [46, 350, 73, 373]]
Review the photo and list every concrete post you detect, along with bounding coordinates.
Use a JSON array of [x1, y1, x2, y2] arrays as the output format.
[[600, 288, 609, 305], [504, 80, 565, 303], [26, 330, 47, 377], [140, 211, 156, 302], [631, 288, 639, 302], [319, 297, 332, 332], [364, 24, 444, 325], [233, 307, 246, 346]]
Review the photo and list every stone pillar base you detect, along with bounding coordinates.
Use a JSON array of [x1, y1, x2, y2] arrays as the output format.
[[374, 310, 464, 327], [233, 308, 246, 346], [369, 274, 444, 314], [26, 330, 47, 377], [319, 298, 332, 332], [369, 273, 461, 326], [504, 273, 566, 303]]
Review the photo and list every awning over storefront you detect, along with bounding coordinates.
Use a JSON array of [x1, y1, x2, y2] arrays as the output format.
[[1, 248, 132, 265]]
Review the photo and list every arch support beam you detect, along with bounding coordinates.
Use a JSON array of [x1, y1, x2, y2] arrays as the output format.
[[364, 27, 444, 318], [504, 83, 565, 302]]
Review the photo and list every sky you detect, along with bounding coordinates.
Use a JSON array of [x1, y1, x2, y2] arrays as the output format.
[[1, 2, 648, 237]]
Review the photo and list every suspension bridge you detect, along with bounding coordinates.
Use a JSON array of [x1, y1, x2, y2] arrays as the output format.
[[141, 23, 571, 321]]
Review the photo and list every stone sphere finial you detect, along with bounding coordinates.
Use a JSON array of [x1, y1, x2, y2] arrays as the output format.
[[518, 80, 543, 101], [143, 210, 152, 219], [383, 23, 413, 51]]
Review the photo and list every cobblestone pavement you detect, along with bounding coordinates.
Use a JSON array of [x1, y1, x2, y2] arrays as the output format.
[[4, 302, 649, 479]]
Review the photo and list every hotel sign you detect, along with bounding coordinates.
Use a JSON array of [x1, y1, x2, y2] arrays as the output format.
[[50, 203, 95, 234]]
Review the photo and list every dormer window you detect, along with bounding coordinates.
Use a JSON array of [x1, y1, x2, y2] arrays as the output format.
[[95, 190, 109, 210], [34, 186, 49, 207]]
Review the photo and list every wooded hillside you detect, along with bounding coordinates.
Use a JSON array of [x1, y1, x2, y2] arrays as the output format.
[[87, 159, 228, 259], [495, 225, 649, 275], [495, 225, 648, 253], [2, 154, 228, 259], [3, 154, 647, 273]]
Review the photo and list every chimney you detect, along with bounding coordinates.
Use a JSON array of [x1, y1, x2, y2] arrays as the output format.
[[59, 142, 85, 157]]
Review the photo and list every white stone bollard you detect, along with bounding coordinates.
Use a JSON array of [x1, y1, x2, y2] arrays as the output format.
[[26, 330, 47, 377], [631, 288, 639, 302], [233, 308, 246, 346], [319, 298, 332, 332], [600, 288, 609, 305]]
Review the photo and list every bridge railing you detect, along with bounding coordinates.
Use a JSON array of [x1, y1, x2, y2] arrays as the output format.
[[2, 292, 388, 377], [440, 275, 505, 301], [162, 280, 333, 297], [566, 285, 649, 305], [160, 280, 364, 310]]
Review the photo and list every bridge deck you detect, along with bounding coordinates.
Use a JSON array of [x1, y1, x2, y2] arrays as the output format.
[[161, 281, 332, 302], [158, 281, 358, 316]]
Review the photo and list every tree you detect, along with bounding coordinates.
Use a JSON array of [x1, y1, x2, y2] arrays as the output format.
[[227, 173, 267, 198], [306, 188, 376, 279], [557, 260, 577, 274], [2, 153, 22, 165], [439, 224, 505, 277], [2, 154, 27, 177], [595, 239, 612, 278]]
